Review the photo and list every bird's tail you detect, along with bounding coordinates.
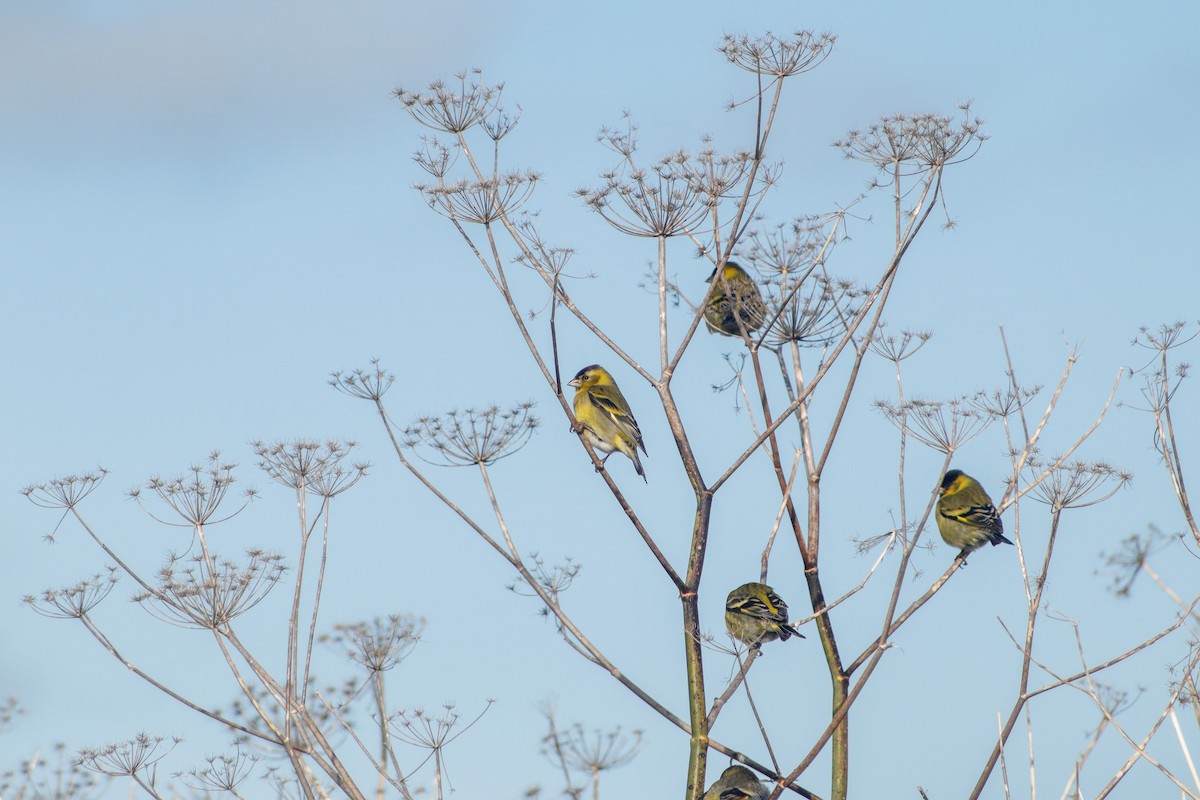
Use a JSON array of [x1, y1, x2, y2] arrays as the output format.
[[782, 623, 806, 640], [631, 451, 647, 483]]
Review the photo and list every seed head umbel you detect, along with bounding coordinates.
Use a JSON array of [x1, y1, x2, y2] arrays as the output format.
[[970, 384, 1042, 420], [1027, 458, 1132, 511], [718, 30, 837, 77], [576, 118, 712, 238], [741, 217, 831, 280], [765, 274, 864, 349], [416, 171, 542, 225], [545, 722, 643, 787], [133, 549, 287, 629], [0, 697, 22, 731], [875, 394, 992, 454], [179, 742, 259, 794], [836, 105, 986, 175], [133, 453, 253, 527], [252, 439, 368, 498], [22, 469, 109, 511], [869, 324, 934, 363], [403, 403, 539, 466], [330, 359, 395, 402], [390, 701, 494, 786], [24, 569, 120, 619], [508, 553, 582, 607], [76, 733, 180, 779], [323, 615, 425, 674], [394, 69, 503, 134]]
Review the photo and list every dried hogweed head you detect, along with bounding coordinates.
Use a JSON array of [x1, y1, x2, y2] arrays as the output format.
[[403, 403, 539, 466], [416, 170, 542, 225], [0, 697, 21, 731], [576, 122, 712, 238], [875, 395, 992, 454], [836, 105, 986, 173], [1129, 323, 1195, 438], [133, 452, 254, 527], [76, 733, 180, 778], [330, 359, 395, 402], [394, 69, 504, 134], [323, 614, 424, 674], [133, 549, 286, 629], [508, 553, 581, 608], [552, 722, 644, 776], [718, 30, 837, 77], [741, 217, 827, 280], [252, 439, 368, 498], [1100, 525, 1176, 598], [22, 469, 109, 511], [1133, 321, 1194, 352], [389, 700, 494, 783], [868, 324, 934, 363], [970, 384, 1042, 420], [765, 274, 864, 349], [1027, 458, 1132, 511], [24, 568, 120, 619], [683, 142, 759, 207], [513, 218, 575, 280], [180, 743, 260, 794]]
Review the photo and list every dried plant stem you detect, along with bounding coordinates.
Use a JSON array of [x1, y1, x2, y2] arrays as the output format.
[[1086, 645, 1200, 799], [1169, 707, 1200, 794], [707, 647, 760, 729], [967, 506, 1064, 800], [72, 614, 266, 742], [1056, 708, 1109, 800], [735, 650, 781, 774]]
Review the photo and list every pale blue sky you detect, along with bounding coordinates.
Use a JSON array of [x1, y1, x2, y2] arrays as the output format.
[[3, 2, 1199, 798]]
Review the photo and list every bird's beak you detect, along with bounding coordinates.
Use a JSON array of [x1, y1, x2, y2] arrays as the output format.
[[567, 378, 580, 388]]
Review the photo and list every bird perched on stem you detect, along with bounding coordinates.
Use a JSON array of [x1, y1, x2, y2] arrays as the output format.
[[704, 261, 767, 338], [935, 469, 1013, 560], [725, 582, 804, 648], [703, 765, 769, 800], [568, 364, 647, 482]]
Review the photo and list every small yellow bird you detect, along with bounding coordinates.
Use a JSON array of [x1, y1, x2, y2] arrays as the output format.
[[704, 261, 767, 338], [568, 365, 647, 482], [935, 469, 1013, 560], [702, 765, 768, 800], [725, 582, 804, 648]]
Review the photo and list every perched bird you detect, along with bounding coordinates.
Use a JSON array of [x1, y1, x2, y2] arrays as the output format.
[[704, 261, 767, 338], [702, 765, 769, 800], [725, 582, 804, 648], [935, 469, 1013, 559], [568, 364, 647, 482]]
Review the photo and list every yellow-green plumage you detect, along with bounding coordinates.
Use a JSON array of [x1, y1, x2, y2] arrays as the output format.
[[703, 765, 768, 800], [704, 261, 767, 337], [568, 364, 647, 482], [724, 582, 804, 647], [935, 469, 1013, 559]]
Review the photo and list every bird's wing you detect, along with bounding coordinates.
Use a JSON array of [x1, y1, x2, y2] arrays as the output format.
[[587, 386, 645, 450], [720, 789, 757, 800], [727, 593, 788, 624], [942, 502, 1003, 533]]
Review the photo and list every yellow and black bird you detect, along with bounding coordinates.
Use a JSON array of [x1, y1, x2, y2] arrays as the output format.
[[935, 469, 1013, 560], [725, 582, 805, 648], [704, 261, 767, 338], [568, 365, 647, 481], [702, 765, 768, 800]]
